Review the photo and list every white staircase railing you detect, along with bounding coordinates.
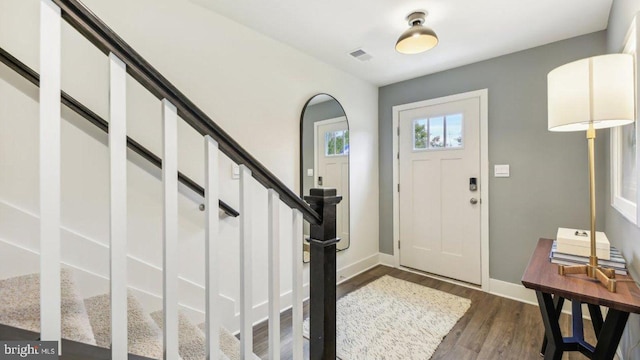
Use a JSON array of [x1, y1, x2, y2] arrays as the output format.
[[34, 0, 341, 359], [39, 0, 62, 352], [239, 165, 254, 359], [205, 135, 221, 359], [108, 53, 128, 359]]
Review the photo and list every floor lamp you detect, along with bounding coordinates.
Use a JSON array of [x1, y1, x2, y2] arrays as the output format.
[[547, 53, 635, 293]]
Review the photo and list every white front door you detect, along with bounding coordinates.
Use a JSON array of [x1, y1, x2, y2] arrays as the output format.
[[398, 96, 482, 284], [316, 119, 349, 246]]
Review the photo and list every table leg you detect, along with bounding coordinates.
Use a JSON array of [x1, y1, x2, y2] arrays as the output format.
[[571, 300, 584, 341], [592, 309, 629, 360], [587, 304, 603, 336], [536, 291, 564, 360], [540, 294, 564, 355]]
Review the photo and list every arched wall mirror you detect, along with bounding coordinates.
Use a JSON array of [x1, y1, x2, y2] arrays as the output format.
[[300, 94, 350, 263]]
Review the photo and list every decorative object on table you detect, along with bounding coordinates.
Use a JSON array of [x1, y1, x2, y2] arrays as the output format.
[[555, 227, 610, 260], [550, 240, 627, 275], [547, 53, 635, 292], [302, 275, 470, 360]]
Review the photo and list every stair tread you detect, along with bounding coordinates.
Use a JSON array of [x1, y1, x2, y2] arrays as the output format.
[[151, 310, 245, 360], [0, 269, 96, 345], [151, 310, 205, 360], [84, 293, 164, 359], [197, 322, 259, 360]]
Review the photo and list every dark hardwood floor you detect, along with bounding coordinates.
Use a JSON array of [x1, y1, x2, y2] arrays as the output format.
[[252, 265, 600, 360]]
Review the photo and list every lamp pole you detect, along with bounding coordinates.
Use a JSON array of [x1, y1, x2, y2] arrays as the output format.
[[558, 122, 616, 292], [587, 122, 597, 275]]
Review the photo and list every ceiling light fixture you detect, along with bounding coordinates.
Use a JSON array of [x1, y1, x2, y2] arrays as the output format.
[[395, 11, 439, 54]]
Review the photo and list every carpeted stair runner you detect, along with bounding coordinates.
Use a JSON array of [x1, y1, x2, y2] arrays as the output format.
[[84, 292, 164, 359], [197, 322, 262, 360], [151, 310, 207, 360], [153, 310, 244, 360], [1, 269, 259, 360], [0, 269, 96, 345]]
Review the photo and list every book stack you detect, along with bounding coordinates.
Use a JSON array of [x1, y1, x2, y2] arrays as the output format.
[[550, 240, 628, 275]]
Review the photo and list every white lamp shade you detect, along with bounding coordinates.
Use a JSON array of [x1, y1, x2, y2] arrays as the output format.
[[547, 54, 635, 132]]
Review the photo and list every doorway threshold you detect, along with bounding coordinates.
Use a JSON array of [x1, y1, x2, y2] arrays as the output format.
[[398, 266, 483, 292]]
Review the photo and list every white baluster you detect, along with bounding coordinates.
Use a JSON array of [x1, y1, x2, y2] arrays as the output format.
[[109, 53, 128, 359], [291, 209, 304, 360], [239, 165, 253, 359], [39, 0, 61, 351], [268, 190, 280, 360], [204, 136, 220, 359], [162, 99, 179, 359]]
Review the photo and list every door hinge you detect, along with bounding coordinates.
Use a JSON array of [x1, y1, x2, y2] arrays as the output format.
[[397, 127, 400, 136], [397, 184, 400, 192], [398, 241, 401, 249], [397, 152, 399, 160]]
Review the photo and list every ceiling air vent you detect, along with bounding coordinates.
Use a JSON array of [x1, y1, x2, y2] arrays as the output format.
[[349, 48, 372, 62]]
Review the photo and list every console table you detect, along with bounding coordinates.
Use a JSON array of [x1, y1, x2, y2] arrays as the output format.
[[522, 238, 640, 360]]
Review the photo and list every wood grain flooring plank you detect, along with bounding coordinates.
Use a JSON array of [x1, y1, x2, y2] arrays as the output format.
[[475, 298, 520, 359], [449, 290, 502, 355]]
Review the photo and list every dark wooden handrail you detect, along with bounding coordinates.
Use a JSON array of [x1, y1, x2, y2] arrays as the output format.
[[0, 46, 239, 217], [52, 0, 322, 225]]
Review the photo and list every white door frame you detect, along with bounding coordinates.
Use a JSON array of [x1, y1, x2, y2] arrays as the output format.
[[313, 116, 348, 188], [391, 89, 490, 291]]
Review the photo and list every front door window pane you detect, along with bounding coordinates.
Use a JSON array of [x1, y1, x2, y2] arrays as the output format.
[[326, 132, 335, 155], [445, 114, 463, 148], [325, 130, 349, 156], [336, 130, 345, 154], [413, 119, 428, 149], [413, 114, 464, 151], [429, 116, 444, 148]]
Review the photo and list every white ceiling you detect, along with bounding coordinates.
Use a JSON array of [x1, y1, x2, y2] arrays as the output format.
[[190, 0, 613, 86]]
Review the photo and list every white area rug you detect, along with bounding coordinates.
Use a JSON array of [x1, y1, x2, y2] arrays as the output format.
[[304, 275, 471, 360]]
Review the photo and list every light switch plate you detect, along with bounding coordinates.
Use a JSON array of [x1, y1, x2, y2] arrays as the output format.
[[307, 168, 314, 177], [494, 164, 510, 177]]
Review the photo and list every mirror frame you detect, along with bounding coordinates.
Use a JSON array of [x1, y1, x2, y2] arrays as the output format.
[[299, 93, 351, 261]]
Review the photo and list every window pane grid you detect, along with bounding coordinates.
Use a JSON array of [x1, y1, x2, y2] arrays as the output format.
[[325, 130, 349, 156], [413, 113, 463, 150]]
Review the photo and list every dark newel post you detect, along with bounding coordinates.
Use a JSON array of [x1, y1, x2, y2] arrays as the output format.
[[304, 188, 342, 360]]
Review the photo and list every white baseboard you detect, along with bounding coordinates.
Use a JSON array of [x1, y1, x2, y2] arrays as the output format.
[[336, 253, 380, 283], [488, 278, 538, 306], [378, 253, 396, 267], [488, 278, 596, 320]]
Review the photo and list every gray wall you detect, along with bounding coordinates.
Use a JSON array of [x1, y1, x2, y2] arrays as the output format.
[[607, 1, 640, 53], [606, 2, 640, 358], [378, 31, 607, 283]]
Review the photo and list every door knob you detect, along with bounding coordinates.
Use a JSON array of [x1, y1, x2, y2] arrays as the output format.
[[470, 198, 478, 205]]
